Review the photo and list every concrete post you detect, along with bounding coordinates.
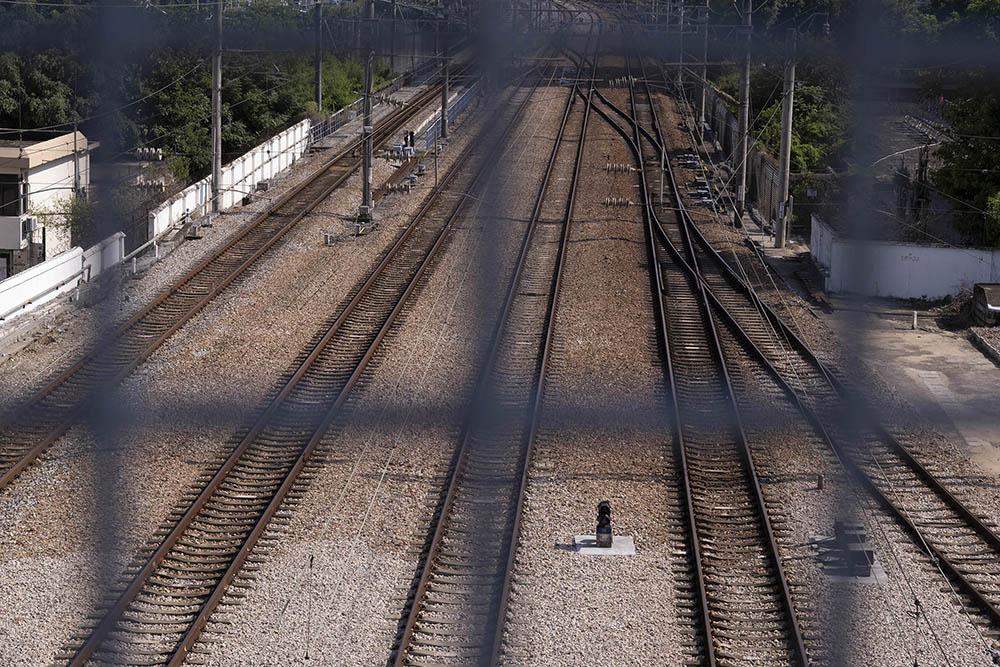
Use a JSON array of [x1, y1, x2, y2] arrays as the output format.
[[776, 27, 796, 249], [734, 0, 751, 228], [315, 2, 323, 114], [390, 0, 397, 72], [211, 0, 222, 213], [73, 121, 80, 194], [359, 51, 374, 224], [677, 0, 684, 88], [441, 38, 449, 139], [698, 2, 708, 138]]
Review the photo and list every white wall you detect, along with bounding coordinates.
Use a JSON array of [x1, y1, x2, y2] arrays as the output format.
[[0, 230, 124, 324], [82, 232, 125, 278], [28, 153, 87, 256], [148, 119, 312, 238], [0, 246, 83, 321], [810, 213, 1000, 299]]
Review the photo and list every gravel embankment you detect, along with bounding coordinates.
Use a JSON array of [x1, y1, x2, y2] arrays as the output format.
[[500, 71, 685, 666], [972, 326, 1000, 364], [0, 82, 469, 667], [0, 86, 429, 415], [657, 81, 998, 665], [193, 78, 575, 666]]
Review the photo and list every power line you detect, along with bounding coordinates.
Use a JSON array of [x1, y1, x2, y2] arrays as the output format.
[[0, 0, 224, 7], [0, 60, 205, 135]]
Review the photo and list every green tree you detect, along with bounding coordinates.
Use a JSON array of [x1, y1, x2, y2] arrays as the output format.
[[933, 81, 1000, 245]]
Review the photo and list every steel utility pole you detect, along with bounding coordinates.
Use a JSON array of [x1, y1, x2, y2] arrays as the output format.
[[359, 51, 374, 226], [72, 120, 80, 193], [698, 1, 708, 137], [677, 1, 685, 88], [776, 27, 796, 248], [315, 1, 323, 114], [440, 35, 449, 139], [211, 0, 222, 213], [390, 0, 397, 72], [734, 0, 751, 228]]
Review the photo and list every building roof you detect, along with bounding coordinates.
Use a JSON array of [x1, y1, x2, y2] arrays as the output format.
[[0, 131, 89, 172]]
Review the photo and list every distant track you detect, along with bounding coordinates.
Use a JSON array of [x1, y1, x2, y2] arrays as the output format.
[[59, 63, 531, 667], [585, 51, 809, 666], [392, 28, 599, 667], [0, 71, 462, 494]]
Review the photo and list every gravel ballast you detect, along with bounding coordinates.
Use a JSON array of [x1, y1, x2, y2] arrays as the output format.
[[0, 80, 474, 667], [500, 66, 685, 666], [174, 77, 576, 666]]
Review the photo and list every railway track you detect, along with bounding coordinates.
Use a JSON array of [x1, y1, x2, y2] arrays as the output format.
[[593, 38, 1000, 657], [628, 56, 1000, 641], [57, 66, 537, 667], [0, 73, 459, 494], [392, 40, 597, 667], [589, 53, 809, 666]]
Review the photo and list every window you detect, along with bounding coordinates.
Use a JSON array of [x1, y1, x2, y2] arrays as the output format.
[[0, 174, 21, 217]]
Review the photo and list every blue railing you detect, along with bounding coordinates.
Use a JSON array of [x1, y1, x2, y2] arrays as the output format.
[[423, 81, 481, 149]]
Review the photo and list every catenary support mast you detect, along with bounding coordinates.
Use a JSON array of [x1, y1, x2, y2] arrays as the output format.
[[734, 0, 751, 227], [776, 27, 796, 249], [211, 0, 222, 213]]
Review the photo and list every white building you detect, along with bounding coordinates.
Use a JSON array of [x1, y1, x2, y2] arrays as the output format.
[[0, 131, 92, 279]]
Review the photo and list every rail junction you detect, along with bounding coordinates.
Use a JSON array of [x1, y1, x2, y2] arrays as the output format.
[[2, 5, 999, 667]]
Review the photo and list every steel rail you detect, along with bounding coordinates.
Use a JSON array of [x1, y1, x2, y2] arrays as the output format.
[[583, 51, 809, 664], [628, 53, 1000, 631], [66, 67, 505, 667], [0, 73, 463, 494], [488, 26, 599, 665], [587, 92, 721, 667], [628, 52, 810, 664], [393, 33, 599, 667]]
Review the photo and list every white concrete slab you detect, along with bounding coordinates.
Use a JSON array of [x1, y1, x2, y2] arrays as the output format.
[[572, 534, 636, 556]]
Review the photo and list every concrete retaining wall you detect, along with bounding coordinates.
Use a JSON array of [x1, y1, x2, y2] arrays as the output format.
[[420, 82, 480, 150], [810, 214, 1000, 299], [148, 119, 312, 238], [0, 247, 82, 321], [82, 232, 126, 279], [0, 232, 125, 323]]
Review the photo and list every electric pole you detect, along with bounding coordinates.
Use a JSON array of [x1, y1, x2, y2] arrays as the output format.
[[677, 1, 684, 88], [357, 0, 374, 54], [441, 34, 449, 139], [358, 51, 374, 227], [315, 1, 323, 114], [211, 0, 222, 213], [776, 27, 796, 249], [698, 1, 708, 137], [73, 120, 80, 194], [734, 0, 751, 228], [390, 0, 397, 72]]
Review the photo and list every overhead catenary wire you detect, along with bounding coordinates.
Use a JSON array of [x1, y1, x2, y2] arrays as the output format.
[[253, 60, 564, 661], [664, 52, 987, 666], [666, 71, 963, 667]]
